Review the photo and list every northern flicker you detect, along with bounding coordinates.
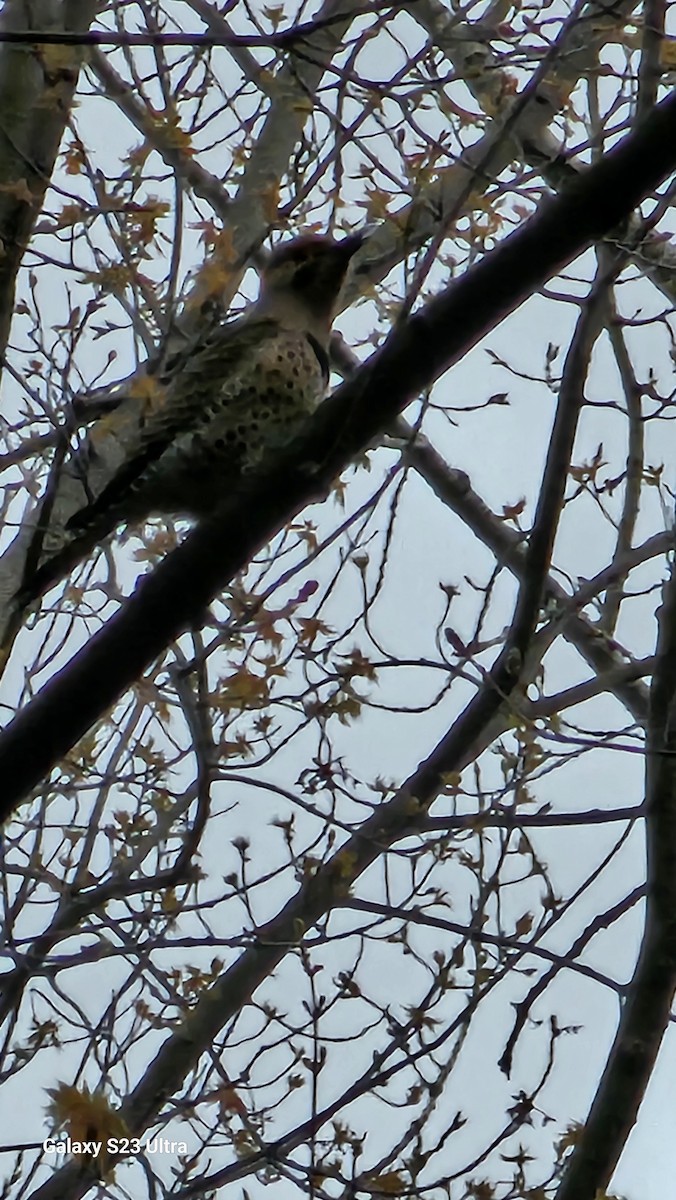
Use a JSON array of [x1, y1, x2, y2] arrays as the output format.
[[12, 229, 365, 609], [69, 229, 365, 533]]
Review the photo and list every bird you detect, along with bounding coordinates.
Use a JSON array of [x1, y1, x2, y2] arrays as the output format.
[[68, 229, 366, 533], [13, 229, 365, 608]]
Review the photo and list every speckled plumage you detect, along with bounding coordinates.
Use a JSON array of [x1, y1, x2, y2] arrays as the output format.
[[132, 322, 329, 515], [67, 231, 363, 535]]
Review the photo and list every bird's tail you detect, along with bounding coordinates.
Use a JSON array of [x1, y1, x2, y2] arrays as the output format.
[[0, 392, 149, 671], [0, 452, 111, 669]]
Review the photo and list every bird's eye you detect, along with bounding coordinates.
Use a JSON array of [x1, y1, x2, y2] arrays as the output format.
[[294, 260, 318, 285]]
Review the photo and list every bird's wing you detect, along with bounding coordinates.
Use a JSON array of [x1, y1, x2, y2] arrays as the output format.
[[66, 315, 279, 532]]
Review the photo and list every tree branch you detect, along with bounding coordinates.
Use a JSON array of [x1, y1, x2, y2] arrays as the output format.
[[3, 87, 676, 817]]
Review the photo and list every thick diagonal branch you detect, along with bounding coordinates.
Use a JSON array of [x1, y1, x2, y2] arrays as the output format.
[[2, 88, 676, 814]]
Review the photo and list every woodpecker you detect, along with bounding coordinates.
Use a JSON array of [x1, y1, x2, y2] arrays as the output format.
[[66, 229, 365, 536], [3, 229, 365, 633]]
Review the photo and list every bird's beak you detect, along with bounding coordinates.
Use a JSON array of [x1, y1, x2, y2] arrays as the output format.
[[339, 228, 369, 258]]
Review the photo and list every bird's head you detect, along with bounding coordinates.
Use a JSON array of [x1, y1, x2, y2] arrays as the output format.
[[257, 231, 365, 340]]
